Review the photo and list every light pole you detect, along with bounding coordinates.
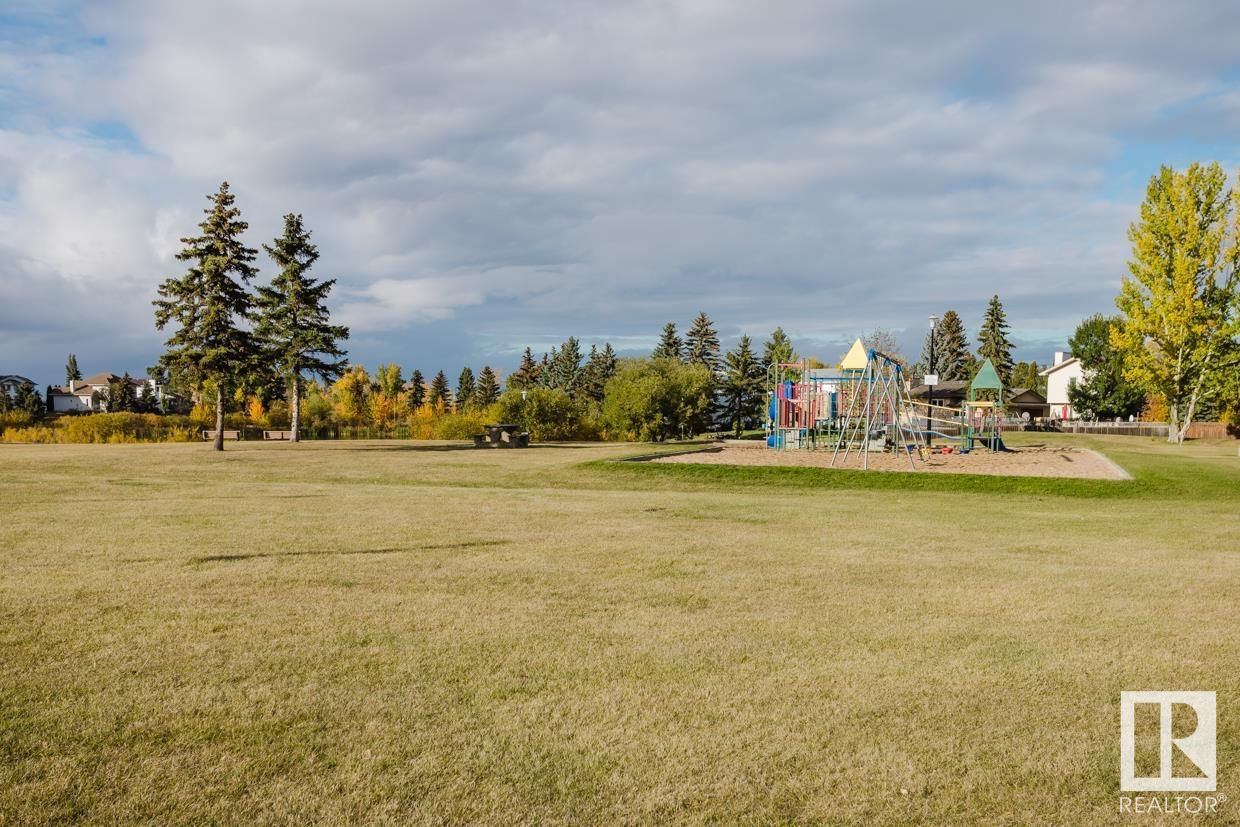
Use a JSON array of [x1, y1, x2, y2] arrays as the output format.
[[926, 315, 938, 446]]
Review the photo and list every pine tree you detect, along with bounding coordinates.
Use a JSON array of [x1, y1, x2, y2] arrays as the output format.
[[761, 327, 795, 386], [976, 296, 1014, 386], [545, 337, 583, 395], [253, 213, 349, 442], [429, 370, 452, 410], [475, 366, 501, 407], [65, 354, 81, 387], [154, 182, 260, 451], [13, 380, 43, 418], [456, 367, 476, 410], [508, 348, 541, 389], [406, 369, 426, 410], [107, 373, 138, 412], [684, 312, 721, 371], [933, 310, 971, 380], [579, 344, 617, 404], [652, 322, 683, 360], [719, 335, 765, 437]]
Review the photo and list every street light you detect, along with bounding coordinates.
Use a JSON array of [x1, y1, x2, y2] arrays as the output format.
[[926, 315, 939, 446]]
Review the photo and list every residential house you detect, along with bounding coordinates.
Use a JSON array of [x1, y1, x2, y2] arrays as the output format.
[[1039, 352, 1085, 420], [47, 372, 171, 413], [1, 374, 36, 396], [1006, 387, 1049, 420], [908, 380, 969, 409]]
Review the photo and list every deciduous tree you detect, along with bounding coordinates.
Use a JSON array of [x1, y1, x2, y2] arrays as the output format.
[[1114, 163, 1240, 442]]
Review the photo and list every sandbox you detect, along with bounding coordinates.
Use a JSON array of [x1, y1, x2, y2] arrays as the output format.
[[645, 441, 1129, 480]]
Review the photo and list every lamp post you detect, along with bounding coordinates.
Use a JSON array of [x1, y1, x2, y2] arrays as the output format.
[[926, 315, 938, 446]]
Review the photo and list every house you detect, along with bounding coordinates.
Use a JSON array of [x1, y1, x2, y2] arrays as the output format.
[[908, 379, 969, 408], [47, 372, 170, 413], [1006, 387, 1049, 420], [1, 375, 37, 396], [1039, 352, 1085, 420]]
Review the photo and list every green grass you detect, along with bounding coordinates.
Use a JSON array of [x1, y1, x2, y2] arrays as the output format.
[[2, 434, 1238, 823]]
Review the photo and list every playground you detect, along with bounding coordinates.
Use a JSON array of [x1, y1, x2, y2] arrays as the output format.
[[649, 439, 1128, 479]]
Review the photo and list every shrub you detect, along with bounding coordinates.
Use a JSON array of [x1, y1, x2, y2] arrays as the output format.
[[601, 357, 714, 441], [432, 410, 490, 440], [490, 388, 599, 441], [1, 413, 196, 444]]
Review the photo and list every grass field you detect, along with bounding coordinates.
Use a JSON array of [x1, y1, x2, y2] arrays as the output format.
[[2, 434, 1238, 824]]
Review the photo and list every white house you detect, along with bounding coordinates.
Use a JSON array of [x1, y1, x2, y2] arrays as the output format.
[[47, 372, 171, 412], [1039, 352, 1085, 420]]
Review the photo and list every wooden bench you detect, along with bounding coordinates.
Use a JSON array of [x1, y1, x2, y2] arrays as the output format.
[[201, 429, 241, 441], [263, 430, 294, 441]]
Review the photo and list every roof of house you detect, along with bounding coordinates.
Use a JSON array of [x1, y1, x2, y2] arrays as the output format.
[[909, 380, 969, 397], [1039, 357, 1081, 376], [1007, 387, 1047, 404], [0, 374, 35, 386], [50, 373, 147, 396]]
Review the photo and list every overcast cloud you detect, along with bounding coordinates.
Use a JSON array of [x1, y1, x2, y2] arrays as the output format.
[[3, 0, 1240, 383]]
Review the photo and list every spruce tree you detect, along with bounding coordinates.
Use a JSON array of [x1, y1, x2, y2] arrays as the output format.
[[154, 182, 259, 451], [14, 380, 43, 418], [428, 370, 452, 410], [761, 327, 796, 386], [684, 312, 721, 371], [545, 337, 583, 395], [406, 369, 426, 410], [719, 335, 765, 437], [976, 295, 1015, 385], [65, 354, 81, 387], [652, 322, 683, 360], [254, 213, 349, 442], [932, 310, 971, 380], [508, 347, 541, 389], [456, 367, 476, 410], [475, 366, 501, 407], [107, 373, 138, 412]]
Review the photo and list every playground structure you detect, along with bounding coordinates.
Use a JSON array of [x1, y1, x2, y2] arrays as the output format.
[[766, 339, 1007, 469]]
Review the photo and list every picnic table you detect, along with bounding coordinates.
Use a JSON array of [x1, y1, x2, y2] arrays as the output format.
[[472, 423, 530, 449]]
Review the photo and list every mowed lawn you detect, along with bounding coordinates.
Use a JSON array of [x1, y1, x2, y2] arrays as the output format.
[[1, 435, 1238, 824]]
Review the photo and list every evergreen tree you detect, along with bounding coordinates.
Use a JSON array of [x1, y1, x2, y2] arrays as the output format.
[[976, 296, 1015, 386], [719, 335, 765, 437], [475, 366, 501, 407], [580, 343, 618, 404], [254, 213, 349, 442], [106, 373, 138, 412], [0, 384, 10, 413], [428, 370, 452, 410], [652, 322, 683, 360], [65, 354, 81, 387], [509, 347, 541, 389], [684, 312, 721, 371], [760, 327, 795, 381], [456, 367, 476, 410], [406, 369, 426, 410], [933, 310, 971, 380], [13, 380, 43, 418], [545, 337, 583, 395], [153, 182, 259, 451], [138, 381, 156, 413]]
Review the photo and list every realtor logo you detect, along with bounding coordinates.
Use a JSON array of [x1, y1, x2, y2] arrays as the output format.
[[1120, 691, 1216, 792]]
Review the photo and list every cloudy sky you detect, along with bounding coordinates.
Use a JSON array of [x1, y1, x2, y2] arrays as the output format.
[[3, 1, 1240, 385]]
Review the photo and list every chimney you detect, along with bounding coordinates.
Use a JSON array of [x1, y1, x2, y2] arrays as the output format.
[[68, 379, 75, 393], [1053, 351, 1066, 366]]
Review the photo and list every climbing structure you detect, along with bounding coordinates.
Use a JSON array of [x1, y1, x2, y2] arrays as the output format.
[[767, 339, 923, 470]]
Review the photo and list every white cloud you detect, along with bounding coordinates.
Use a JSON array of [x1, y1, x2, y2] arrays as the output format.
[[3, 0, 1240, 381]]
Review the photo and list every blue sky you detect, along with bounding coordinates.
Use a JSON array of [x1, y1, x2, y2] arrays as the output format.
[[4, 1, 1240, 387]]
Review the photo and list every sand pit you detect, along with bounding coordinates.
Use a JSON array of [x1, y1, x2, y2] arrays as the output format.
[[645, 441, 1129, 480]]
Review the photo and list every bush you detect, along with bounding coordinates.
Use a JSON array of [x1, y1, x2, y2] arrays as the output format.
[[432, 410, 491, 440], [601, 357, 714, 441], [2, 413, 196, 444], [490, 388, 600, 441]]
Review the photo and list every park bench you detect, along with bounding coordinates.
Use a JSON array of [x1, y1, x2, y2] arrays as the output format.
[[201, 429, 241, 441], [263, 430, 294, 441], [472, 423, 530, 449]]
